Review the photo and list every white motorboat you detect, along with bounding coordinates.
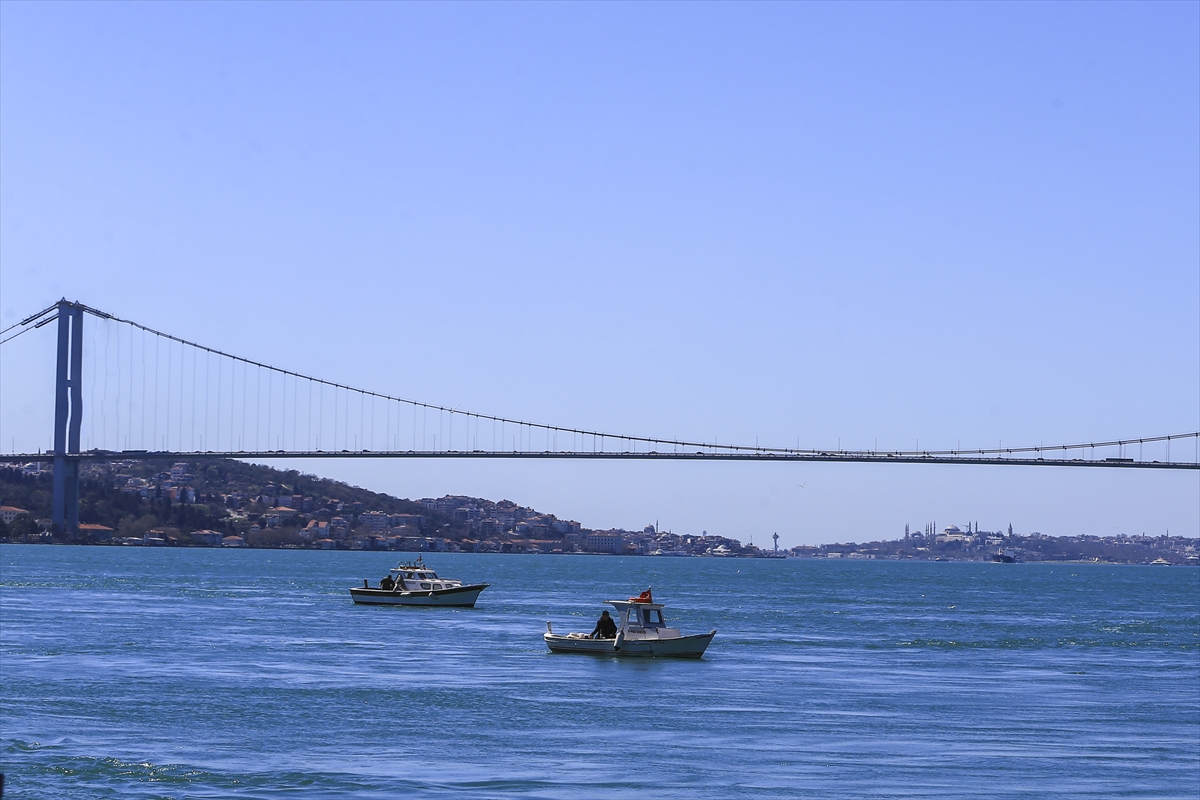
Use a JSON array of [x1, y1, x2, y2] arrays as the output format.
[[543, 590, 716, 658], [350, 558, 489, 607]]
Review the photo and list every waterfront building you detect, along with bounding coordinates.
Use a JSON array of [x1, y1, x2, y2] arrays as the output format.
[[0, 506, 30, 524], [585, 533, 623, 554]]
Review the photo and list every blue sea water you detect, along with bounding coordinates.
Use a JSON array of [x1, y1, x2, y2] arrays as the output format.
[[1, 545, 1197, 799]]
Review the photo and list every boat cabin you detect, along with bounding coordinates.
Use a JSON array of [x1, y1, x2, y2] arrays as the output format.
[[606, 600, 681, 640], [384, 565, 464, 591]]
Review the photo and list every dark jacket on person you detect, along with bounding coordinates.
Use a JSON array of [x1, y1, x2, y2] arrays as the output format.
[[592, 612, 618, 639]]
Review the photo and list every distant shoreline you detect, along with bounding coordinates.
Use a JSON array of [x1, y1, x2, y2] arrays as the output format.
[[2, 539, 1196, 567]]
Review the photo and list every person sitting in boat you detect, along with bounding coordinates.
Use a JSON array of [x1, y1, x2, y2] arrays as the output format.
[[380, 574, 395, 591], [591, 610, 617, 639]]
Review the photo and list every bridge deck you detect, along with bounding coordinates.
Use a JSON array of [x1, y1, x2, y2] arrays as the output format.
[[1, 450, 1195, 469]]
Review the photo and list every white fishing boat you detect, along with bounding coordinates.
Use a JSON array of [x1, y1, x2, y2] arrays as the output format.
[[543, 589, 716, 658], [350, 557, 489, 607]]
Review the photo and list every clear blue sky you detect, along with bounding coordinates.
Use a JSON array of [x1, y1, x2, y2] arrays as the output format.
[[2, 1, 1197, 545]]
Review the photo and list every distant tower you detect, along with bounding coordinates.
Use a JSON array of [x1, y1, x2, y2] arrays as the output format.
[[905, 523, 910, 540], [772, 532, 780, 555]]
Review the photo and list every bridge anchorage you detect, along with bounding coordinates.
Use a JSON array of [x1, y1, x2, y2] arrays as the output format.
[[1, 299, 1197, 536]]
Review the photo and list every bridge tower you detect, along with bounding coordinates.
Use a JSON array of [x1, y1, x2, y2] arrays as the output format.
[[51, 300, 84, 536]]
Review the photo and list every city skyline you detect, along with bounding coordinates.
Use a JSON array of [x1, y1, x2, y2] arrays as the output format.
[[4, 457, 1194, 563]]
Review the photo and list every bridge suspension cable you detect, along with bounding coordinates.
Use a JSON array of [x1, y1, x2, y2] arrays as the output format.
[[0, 302, 60, 346], [0, 300, 1197, 468]]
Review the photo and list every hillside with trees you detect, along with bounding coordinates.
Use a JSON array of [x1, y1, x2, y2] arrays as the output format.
[[0, 460, 461, 545]]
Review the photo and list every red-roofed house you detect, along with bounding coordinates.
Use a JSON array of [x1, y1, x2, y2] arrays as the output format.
[[0, 506, 30, 524]]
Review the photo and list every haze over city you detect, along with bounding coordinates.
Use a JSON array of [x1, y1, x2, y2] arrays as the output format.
[[1, 2, 1197, 546]]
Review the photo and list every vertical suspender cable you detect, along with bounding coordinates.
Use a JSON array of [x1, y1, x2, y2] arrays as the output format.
[[153, 334, 160, 450], [192, 345, 197, 450], [102, 321, 109, 449], [204, 350, 209, 452], [125, 323, 133, 449], [113, 321, 120, 449], [241, 360, 246, 451], [87, 321, 96, 450], [179, 342, 185, 451], [140, 329, 146, 449], [166, 335, 173, 451], [127, 324, 134, 449], [216, 354, 221, 452]]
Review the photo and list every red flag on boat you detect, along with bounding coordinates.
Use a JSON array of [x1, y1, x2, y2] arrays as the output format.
[[630, 588, 653, 603]]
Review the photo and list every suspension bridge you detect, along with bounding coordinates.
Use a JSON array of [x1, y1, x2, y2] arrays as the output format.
[[1, 300, 1196, 534]]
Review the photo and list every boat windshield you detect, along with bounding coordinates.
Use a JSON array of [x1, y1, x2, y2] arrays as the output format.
[[629, 608, 664, 627]]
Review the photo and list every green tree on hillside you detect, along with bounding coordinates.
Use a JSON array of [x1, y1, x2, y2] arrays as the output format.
[[9, 514, 40, 539]]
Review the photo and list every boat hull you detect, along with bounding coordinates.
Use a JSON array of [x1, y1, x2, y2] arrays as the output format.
[[544, 630, 716, 659], [349, 583, 489, 607]]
